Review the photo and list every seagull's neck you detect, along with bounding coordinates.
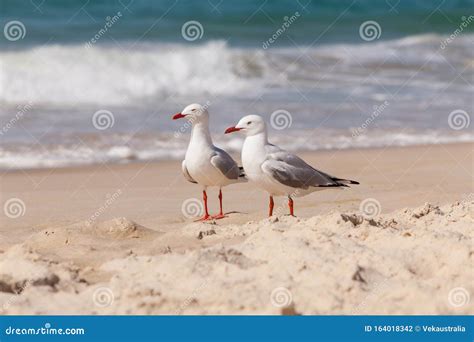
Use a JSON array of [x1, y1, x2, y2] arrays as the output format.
[[246, 131, 268, 146], [190, 121, 213, 146], [242, 131, 269, 159]]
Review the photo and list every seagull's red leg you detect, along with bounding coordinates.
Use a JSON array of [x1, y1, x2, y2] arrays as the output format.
[[288, 196, 295, 216], [269, 196, 274, 217], [218, 189, 223, 216], [212, 189, 226, 219], [195, 190, 211, 221]]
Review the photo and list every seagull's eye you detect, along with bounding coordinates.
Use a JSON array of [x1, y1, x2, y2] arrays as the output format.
[[247, 121, 252, 125], [191, 109, 196, 112]]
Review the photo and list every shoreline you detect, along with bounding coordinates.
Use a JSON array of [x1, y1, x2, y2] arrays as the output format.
[[1, 141, 472, 174]]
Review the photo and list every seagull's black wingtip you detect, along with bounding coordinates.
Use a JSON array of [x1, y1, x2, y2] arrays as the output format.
[[331, 177, 360, 185], [318, 183, 349, 188]]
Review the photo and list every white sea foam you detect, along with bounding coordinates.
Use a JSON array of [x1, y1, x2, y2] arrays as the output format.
[[0, 41, 268, 105], [1, 34, 471, 106]]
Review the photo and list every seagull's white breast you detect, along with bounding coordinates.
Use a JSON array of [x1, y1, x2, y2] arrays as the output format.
[[241, 134, 289, 196], [184, 124, 234, 187]]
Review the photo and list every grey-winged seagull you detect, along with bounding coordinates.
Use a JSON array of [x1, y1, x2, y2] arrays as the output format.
[[173, 103, 246, 220], [225, 114, 358, 216]]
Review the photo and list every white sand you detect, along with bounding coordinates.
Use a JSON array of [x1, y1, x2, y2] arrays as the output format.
[[1, 201, 472, 315]]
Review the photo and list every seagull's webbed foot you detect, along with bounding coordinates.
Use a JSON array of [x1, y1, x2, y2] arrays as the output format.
[[195, 214, 212, 222]]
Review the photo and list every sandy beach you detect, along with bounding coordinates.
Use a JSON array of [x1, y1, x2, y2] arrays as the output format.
[[0, 142, 472, 314]]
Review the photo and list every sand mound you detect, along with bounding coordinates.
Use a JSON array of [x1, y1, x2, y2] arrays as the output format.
[[1, 201, 472, 315], [18, 218, 163, 267]]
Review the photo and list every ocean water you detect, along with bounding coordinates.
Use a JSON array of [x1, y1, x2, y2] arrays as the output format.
[[1, 0, 473, 169]]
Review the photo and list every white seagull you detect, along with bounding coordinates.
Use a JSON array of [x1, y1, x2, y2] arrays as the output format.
[[173, 103, 246, 221], [225, 115, 359, 217]]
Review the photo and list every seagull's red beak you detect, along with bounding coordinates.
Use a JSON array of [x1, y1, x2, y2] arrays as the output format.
[[225, 126, 241, 134], [172, 113, 187, 120]]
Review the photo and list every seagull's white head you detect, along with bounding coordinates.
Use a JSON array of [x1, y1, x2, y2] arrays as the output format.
[[172, 103, 209, 123], [225, 115, 266, 136]]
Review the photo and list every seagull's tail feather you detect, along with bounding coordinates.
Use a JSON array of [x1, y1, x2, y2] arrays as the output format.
[[237, 166, 248, 182]]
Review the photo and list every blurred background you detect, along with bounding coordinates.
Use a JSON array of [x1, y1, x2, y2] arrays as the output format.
[[1, 0, 473, 169]]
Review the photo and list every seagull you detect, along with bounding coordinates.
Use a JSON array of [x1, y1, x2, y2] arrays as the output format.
[[225, 115, 359, 217], [172, 103, 246, 221]]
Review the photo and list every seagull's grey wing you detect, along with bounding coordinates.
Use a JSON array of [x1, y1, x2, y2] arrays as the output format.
[[182, 160, 197, 184], [261, 151, 341, 189], [210, 147, 242, 180]]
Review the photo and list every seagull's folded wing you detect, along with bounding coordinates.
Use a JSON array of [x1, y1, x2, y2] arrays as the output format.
[[261, 151, 338, 189], [210, 148, 242, 181]]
